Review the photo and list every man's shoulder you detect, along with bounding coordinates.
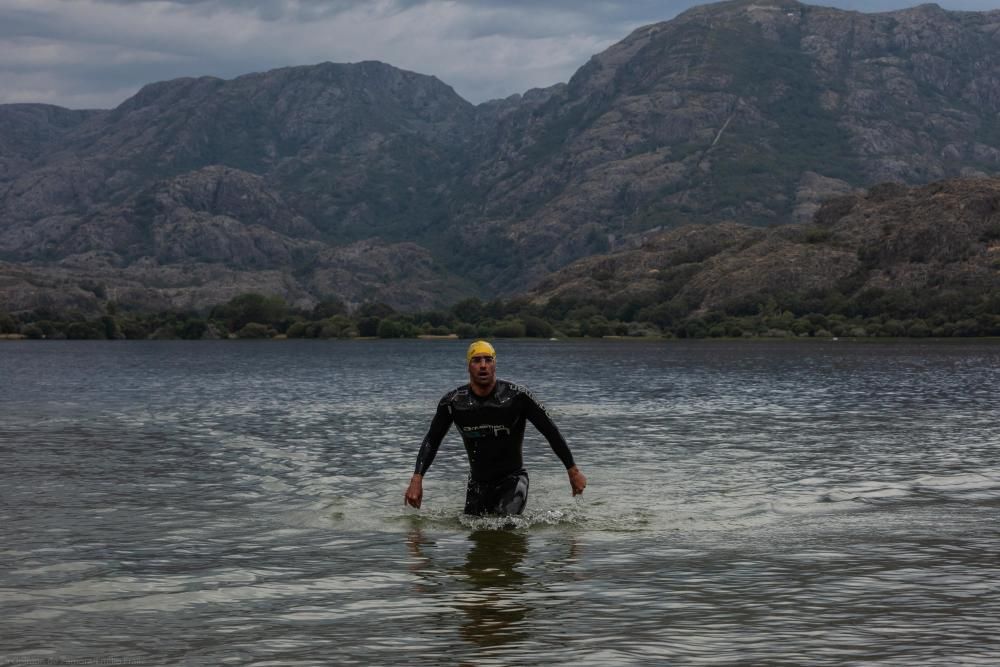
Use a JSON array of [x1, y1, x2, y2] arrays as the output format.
[[495, 379, 533, 400], [439, 384, 471, 405]]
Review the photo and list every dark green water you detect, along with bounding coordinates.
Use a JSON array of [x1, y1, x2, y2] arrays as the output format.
[[1, 340, 998, 665]]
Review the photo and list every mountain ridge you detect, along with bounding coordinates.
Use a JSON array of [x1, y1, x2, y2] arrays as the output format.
[[2, 0, 1000, 314]]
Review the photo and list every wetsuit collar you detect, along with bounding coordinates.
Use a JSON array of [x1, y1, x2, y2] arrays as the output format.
[[468, 379, 498, 399]]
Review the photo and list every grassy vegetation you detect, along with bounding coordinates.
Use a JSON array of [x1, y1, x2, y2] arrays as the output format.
[[4, 285, 999, 341]]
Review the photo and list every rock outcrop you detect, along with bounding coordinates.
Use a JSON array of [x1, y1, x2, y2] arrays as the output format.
[[527, 177, 1000, 313]]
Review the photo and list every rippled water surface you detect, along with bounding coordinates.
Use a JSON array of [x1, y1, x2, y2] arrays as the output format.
[[2, 339, 999, 665]]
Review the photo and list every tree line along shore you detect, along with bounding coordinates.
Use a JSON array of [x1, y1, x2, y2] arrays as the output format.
[[2, 286, 1000, 341]]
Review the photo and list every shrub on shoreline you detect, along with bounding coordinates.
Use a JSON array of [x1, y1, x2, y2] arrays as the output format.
[[4, 288, 999, 341]]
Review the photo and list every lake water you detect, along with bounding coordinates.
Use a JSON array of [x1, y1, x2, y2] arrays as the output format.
[[1, 339, 999, 666]]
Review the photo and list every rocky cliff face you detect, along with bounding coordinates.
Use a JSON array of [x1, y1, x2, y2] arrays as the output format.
[[2, 0, 1000, 314]]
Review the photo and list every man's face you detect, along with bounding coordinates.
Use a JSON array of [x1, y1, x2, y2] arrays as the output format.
[[468, 354, 496, 389]]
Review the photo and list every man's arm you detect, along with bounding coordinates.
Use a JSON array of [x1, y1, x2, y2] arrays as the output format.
[[405, 400, 453, 508], [522, 390, 587, 496]]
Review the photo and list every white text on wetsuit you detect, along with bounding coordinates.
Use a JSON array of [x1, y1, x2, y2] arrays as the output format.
[[462, 424, 511, 438]]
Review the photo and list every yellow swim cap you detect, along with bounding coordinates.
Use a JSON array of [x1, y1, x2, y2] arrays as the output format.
[[466, 340, 496, 362]]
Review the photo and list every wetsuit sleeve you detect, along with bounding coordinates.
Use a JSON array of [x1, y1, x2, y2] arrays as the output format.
[[522, 390, 576, 469], [414, 398, 454, 476]]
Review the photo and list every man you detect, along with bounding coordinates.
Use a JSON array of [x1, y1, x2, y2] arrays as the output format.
[[404, 340, 586, 515]]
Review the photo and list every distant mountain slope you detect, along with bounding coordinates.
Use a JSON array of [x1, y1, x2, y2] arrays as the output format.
[[526, 177, 1000, 318], [0, 104, 100, 182], [462, 0, 1000, 288], [2, 0, 1000, 313], [0, 62, 478, 311], [2, 61, 475, 245]]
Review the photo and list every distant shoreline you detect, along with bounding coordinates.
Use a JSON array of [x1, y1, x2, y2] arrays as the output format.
[[5, 335, 999, 343]]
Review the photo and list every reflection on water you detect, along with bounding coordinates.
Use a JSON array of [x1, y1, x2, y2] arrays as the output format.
[[1, 340, 999, 665], [410, 529, 531, 649], [406, 526, 586, 659]]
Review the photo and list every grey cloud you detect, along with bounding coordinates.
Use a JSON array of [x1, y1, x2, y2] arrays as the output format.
[[99, 0, 405, 21], [1, 0, 997, 109]]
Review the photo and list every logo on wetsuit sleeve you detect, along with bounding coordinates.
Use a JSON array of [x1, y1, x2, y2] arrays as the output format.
[[461, 424, 511, 439]]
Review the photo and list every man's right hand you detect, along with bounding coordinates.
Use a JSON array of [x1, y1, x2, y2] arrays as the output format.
[[404, 474, 423, 509]]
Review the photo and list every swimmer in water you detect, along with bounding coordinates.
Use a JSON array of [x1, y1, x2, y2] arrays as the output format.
[[404, 340, 587, 515]]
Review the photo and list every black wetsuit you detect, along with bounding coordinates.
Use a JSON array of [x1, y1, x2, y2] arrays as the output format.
[[414, 380, 575, 515]]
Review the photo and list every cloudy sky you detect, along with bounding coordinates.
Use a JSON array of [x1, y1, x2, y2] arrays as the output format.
[[2, 0, 998, 109]]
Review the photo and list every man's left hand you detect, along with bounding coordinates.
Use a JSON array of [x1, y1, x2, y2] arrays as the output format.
[[567, 466, 587, 496]]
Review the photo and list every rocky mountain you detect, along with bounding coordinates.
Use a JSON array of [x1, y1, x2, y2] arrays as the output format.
[[462, 0, 1000, 288], [526, 177, 1000, 317], [0, 62, 476, 312], [2, 0, 1000, 314]]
